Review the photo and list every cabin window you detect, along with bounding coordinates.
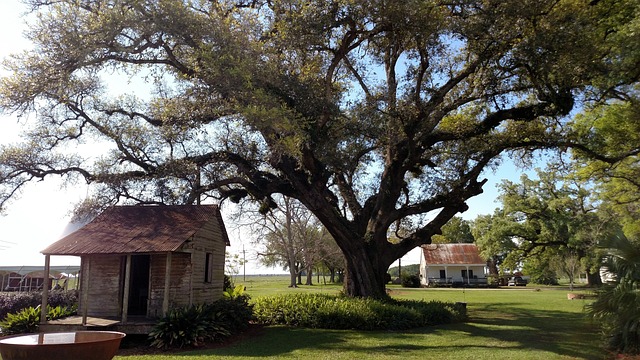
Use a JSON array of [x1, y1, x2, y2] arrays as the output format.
[[205, 253, 213, 283]]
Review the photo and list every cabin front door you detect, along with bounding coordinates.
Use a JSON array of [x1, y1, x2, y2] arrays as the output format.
[[127, 255, 150, 316]]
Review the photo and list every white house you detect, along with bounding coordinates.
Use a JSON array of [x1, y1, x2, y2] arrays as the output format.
[[419, 243, 488, 287]]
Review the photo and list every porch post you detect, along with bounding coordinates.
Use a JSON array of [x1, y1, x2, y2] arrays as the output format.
[[40, 255, 50, 325], [189, 254, 194, 306], [444, 266, 448, 284], [121, 255, 132, 323], [466, 266, 470, 285], [162, 252, 172, 316], [81, 257, 90, 325]]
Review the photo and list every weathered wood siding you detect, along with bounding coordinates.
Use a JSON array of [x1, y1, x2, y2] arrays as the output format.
[[147, 253, 191, 317], [146, 219, 228, 315], [79, 255, 123, 318], [190, 218, 227, 304]]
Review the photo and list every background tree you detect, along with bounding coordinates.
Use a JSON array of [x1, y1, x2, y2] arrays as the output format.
[[570, 94, 640, 238], [315, 227, 345, 284], [0, 0, 637, 298], [431, 217, 475, 244], [472, 211, 519, 278], [474, 167, 615, 285], [570, 92, 640, 352], [225, 251, 247, 279], [521, 255, 559, 285], [296, 217, 326, 286], [387, 264, 420, 279], [249, 196, 324, 287], [550, 250, 582, 291]]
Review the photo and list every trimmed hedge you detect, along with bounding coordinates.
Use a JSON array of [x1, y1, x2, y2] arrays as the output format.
[[252, 293, 466, 330]]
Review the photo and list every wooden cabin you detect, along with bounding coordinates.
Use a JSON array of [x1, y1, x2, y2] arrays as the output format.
[[40, 205, 229, 329], [419, 243, 488, 287]]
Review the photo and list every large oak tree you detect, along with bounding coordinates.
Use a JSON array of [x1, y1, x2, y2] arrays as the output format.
[[571, 94, 640, 237], [473, 167, 617, 286], [0, 0, 638, 298]]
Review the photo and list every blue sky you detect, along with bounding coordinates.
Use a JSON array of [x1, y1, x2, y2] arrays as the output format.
[[0, 1, 525, 273]]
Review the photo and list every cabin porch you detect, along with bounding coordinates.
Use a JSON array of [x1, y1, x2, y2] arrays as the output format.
[[39, 315, 156, 335]]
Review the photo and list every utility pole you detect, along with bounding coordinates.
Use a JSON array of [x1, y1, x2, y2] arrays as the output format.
[[243, 244, 246, 282]]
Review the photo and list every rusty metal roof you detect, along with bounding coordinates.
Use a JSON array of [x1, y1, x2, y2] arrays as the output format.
[[42, 205, 229, 255], [421, 243, 486, 265]]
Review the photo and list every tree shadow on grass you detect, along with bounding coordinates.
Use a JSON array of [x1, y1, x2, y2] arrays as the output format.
[[449, 306, 601, 359], [124, 303, 602, 359]]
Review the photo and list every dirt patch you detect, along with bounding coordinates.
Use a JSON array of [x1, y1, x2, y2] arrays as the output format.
[[116, 324, 265, 356]]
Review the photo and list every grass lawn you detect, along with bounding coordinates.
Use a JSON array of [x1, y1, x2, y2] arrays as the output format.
[[115, 276, 603, 360]]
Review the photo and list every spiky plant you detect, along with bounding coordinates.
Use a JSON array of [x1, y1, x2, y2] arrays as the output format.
[[587, 232, 640, 355]]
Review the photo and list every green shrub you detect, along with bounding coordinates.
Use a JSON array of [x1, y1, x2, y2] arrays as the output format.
[[47, 305, 77, 321], [394, 299, 467, 325], [149, 305, 212, 349], [252, 293, 466, 330], [401, 274, 421, 288], [223, 275, 233, 291], [315, 297, 422, 330], [528, 273, 559, 285], [148, 295, 253, 349], [0, 290, 78, 320], [0, 306, 41, 335], [208, 295, 253, 334], [0, 304, 77, 336], [251, 293, 322, 327], [223, 284, 246, 299]]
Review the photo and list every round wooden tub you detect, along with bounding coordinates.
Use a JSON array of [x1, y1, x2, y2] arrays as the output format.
[[0, 331, 126, 360]]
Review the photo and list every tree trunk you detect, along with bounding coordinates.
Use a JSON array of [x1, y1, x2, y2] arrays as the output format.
[[342, 246, 389, 299], [488, 258, 499, 276], [305, 266, 313, 285], [586, 269, 602, 287], [569, 275, 574, 291], [288, 259, 297, 288]]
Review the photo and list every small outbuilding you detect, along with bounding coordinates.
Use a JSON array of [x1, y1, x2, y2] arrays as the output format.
[[0, 269, 51, 292], [40, 204, 229, 331], [419, 243, 488, 287]]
